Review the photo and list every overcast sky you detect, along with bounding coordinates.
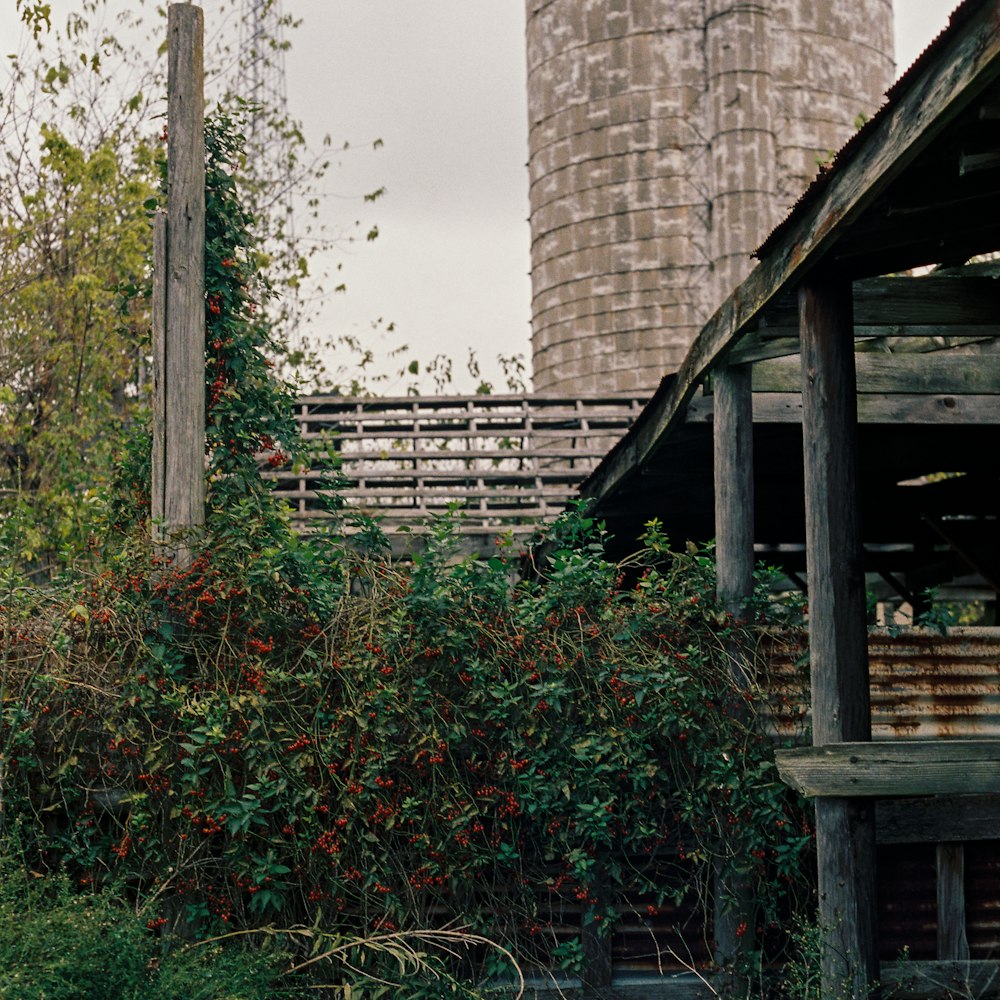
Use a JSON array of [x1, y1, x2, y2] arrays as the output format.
[[279, 0, 955, 392], [2, 1, 958, 392]]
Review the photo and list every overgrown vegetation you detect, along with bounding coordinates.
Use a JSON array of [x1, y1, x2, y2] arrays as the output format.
[[0, 108, 816, 996]]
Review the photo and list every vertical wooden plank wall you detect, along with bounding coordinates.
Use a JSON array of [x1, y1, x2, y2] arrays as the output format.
[[799, 276, 879, 998], [153, 2, 205, 567]]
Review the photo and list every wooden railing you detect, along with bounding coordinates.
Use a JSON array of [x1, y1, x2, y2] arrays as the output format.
[[267, 393, 645, 548]]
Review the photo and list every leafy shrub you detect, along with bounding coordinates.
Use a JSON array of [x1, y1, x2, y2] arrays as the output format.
[[0, 861, 289, 1000], [0, 110, 813, 995]]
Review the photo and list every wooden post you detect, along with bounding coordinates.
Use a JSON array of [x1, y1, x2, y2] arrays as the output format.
[[712, 363, 755, 984], [799, 275, 879, 999], [936, 843, 970, 961], [152, 210, 168, 544], [714, 364, 755, 619], [153, 2, 205, 567]]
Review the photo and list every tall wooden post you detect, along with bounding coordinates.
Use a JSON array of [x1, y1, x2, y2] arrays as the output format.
[[799, 275, 878, 998], [153, 3, 205, 567], [714, 365, 755, 619], [712, 363, 755, 984]]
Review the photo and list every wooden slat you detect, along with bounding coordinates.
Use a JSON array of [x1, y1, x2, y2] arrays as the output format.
[[686, 392, 1000, 425], [300, 428, 632, 443], [730, 328, 1000, 364], [775, 740, 1000, 797], [758, 275, 1000, 330], [876, 795, 1000, 844], [753, 354, 1000, 394]]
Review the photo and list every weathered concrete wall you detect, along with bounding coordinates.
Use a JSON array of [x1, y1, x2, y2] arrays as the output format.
[[527, 0, 894, 394]]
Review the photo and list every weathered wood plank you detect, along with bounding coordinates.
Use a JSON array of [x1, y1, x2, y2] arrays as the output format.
[[583, 3, 1000, 507], [686, 392, 1000, 425], [775, 740, 1000, 797], [800, 276, 878, 1000], [937, 842, 970, 962], [162, 3, 205, 566], [151, 210, 168, 543], [711, 370, 755, 981], [876, 795, 1000, 844], [713, 365, 755, 619], [753, 354, 1000, 395], [881, 960, 1000, 999], [731, 327, 999, 363], [759, 276, 1000, 330]]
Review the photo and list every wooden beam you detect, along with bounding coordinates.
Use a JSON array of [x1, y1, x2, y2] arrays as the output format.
[[876, 795, 1000, 844], [799, 275, 878, 999], [151, 210, 168, 544], [758, 276, 1000, 331], [686, 392, 1000, 425], [753, 355, 1000, 395], [775, 740, 1000, 797], [159, 2, 205, 566], [711, 365, 755, 979], [731, 328, 999, 364], [937, 843, 970, 962]]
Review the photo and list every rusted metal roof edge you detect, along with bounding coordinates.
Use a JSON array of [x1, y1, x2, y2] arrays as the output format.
[[581, 0, 1000, 509]]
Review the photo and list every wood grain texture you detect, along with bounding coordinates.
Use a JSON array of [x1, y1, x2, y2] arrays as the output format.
[[753, 354, 1000, 395], [800, 277, 871, 746], [799, 276, 878, 1000], [876, 795, 1000, 844], [686, 391, 1000, 425], [814, 797, 879, 998], [713, 365, 755, 618], [151, 210, 168, 543], [164, 2, 205, 564], [775, 740, 1000, 797], [937, 843, 970, 962]]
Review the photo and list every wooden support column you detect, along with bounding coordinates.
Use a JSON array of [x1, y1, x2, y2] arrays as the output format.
[[937, 843, 970, 962], [153, 2, 205, 567], [712, 363, 755, 984], [799, 275, 878, 999], [714, 364, 755, 619]]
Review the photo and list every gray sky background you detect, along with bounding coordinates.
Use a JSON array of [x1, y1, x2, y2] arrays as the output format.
[[2, 1, 957, 392], [281, 0, 955, 392]]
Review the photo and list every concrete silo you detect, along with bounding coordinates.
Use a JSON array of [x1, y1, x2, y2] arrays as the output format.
[[526, 0, 894, 394]]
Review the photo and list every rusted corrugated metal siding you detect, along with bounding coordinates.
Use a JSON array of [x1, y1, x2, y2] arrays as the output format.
[[766, 627, 1000, 742], [766, 627, 1000, 967]]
